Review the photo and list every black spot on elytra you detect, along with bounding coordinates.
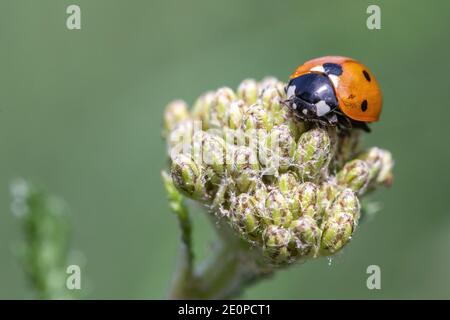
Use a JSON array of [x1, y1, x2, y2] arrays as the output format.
[[362, 70, 371, 82], [323, 63, 343, 76], [361, 100, 368, 112]]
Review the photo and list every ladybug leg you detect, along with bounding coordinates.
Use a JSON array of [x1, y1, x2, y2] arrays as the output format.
[[334, 111, 371, 133], [326, 108, 350, 129], [350, 120, 371, 132], [339, 114, 353, 129], [324, 112, 338, 125], [332, 108, 371, 132], [311, 118, 330, 127]]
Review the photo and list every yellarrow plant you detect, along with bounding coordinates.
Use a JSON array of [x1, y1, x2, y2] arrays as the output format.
[[162, 77, 393, 299]]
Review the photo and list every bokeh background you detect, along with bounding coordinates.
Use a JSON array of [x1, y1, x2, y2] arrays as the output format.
[[1, 0, 450, 299]]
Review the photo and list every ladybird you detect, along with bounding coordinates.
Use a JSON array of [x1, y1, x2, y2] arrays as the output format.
[[285, 56, 382, 131]]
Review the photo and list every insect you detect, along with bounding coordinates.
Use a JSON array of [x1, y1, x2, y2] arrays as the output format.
[[284, 56, 382, 131]]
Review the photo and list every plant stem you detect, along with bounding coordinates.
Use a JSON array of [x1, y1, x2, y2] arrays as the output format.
[[163, 171, 273, 299], [162, 172, 195, 297], [194, 236, 272, 299], [169, 235, 272, 299]]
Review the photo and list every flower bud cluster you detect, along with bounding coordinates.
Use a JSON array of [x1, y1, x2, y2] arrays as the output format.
[[163, 77, 393, 265]]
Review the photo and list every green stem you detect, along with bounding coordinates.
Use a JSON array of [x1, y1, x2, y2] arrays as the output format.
[[169, 235, 272, 299], [162, 172, 195, 298], [193, 235, 272, 299], [162, 172, 273, 299]]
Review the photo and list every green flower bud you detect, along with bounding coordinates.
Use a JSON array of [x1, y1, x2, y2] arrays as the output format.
[[192, 91, 214, 130], [316, 182, 341, 217], [261, 87, 282, 112], [320, 212, 354, 256], [249, 177, 268, 204], [230, 193, 262, 241], [377, 150, 394, 186], [319, 188, 359, 255], [262, 225, 292, 264], [285, 115, 306, 142], [258, 77, 286, 97], [167, 120, 193, 151], [227, 146, 259, 173], [237, 79, 258, 105], [259, 85, 305, 139], [227, 146, 260, 193], [277, 172, 299, 195], [258, 125, 296, 172], [329, 188, 361, 222], [294, 128, 331, 181], [164, 100, 190, 133], [235, 170, 259, 194], [195, 132, 227, 176], [296, 182, 318, 218], [209, 87, 236, 128], [242, 103, 272, 131], [212, 177, 233, 211], [227, 100, 244, 129], [263, 189, 293, 227], [167, 120, 204, 161], [336, 159, 370, 194], [289, 215, 321, 258], [171, 154, 204, 199], [358, 147, 394, 188], [278, 172, 301, 215]]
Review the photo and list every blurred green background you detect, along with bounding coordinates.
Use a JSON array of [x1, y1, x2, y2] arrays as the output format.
[[1, 0, 450, 299]]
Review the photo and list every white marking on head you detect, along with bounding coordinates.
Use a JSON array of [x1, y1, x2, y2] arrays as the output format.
[[311, 65, 325, 73], [292, 103, 297, 110], [302, 109, 308, 115], [315, 100, 331, 117], [286, 85, 296, 99], [329, 74, 340, 87]]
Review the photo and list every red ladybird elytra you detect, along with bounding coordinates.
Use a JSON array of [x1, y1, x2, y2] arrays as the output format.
[[285, 56, 382, 131]]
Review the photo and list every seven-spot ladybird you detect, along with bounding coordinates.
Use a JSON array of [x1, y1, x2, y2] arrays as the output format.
[[285, 56, 382, 131]]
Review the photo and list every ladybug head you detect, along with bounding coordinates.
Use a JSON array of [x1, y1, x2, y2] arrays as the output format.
[[285, 73, 339, 122]]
